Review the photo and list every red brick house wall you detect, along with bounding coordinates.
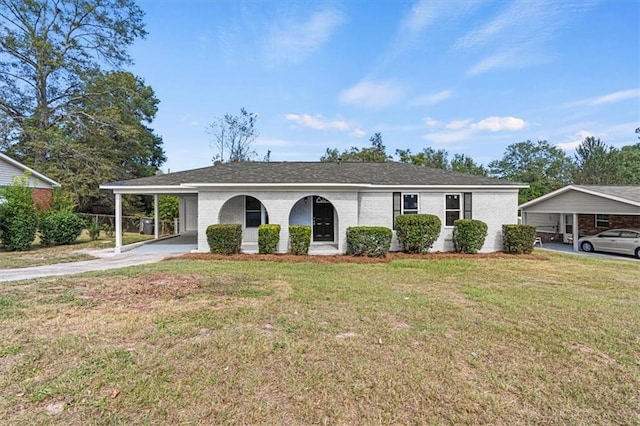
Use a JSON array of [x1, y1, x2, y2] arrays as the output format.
[[32, 188, 53, 210], [578, 214, 640, 236]]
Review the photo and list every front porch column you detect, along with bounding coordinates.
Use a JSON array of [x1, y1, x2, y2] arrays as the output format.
[[572, 213, 579, 252], [115, 193, 122, 254], [154, 194, 159, 239]]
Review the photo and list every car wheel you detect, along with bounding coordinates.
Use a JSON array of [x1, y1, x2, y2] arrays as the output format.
[[581, 241, 594, 252], [635, 248, 640, 259]]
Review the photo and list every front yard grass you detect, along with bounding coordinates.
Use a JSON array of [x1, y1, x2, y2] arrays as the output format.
[[0, 232, 155, 269], [0, 252, 638, 424]]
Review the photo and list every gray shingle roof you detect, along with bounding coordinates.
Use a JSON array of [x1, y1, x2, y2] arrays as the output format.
[[103, 162, 523, 187], [574, 185, 640, 204]]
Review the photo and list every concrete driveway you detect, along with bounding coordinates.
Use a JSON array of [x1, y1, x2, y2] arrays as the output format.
[[0, 234, 198, 283], [539, 242, 640, 262]]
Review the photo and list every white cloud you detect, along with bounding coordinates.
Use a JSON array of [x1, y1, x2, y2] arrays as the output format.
[[339, 80, 407, 108], [285, 113, 350, 131], [589, 89, 640, 105], [472, 116, 527, 132], [399, 0, 435, 36], [458, 0, 599, 75], [424, 129, 474, 144], [555, 130, 592, 151], [350, 128, 366, 138], [264, 9, 344, 65], [410, 90, 453, 106], [424, 117, 441, 128], [560, 88, 640, 109], [466, 46, 535, 76], [446, 120, 471, 130], [423, 115, 528, 144]]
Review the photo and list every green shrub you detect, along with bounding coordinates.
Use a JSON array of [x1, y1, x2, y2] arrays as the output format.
[[88, 217, 101, 240], [346, 226, 392, 257], [206, 224, 242, 254], [0, 176, 37, 251], [394, 214, 441, 254], [158, 195, 179, 221], [453, 219, 488, 254], [502, 224, 536, 254], [39, 212, 86, 246], [289, 225, 311, 255], [258, 224, 280, 254]]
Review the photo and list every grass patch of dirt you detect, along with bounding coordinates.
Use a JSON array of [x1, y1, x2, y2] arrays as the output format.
[[0, 252, 637, 424]]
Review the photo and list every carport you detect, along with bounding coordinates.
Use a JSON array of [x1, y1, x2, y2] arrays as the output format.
[[519, 185, 640, 252], [127, 233, 198, 254]]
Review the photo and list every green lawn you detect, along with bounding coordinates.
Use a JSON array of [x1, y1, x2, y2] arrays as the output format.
[[0, 252, 638, 424], [0, 232, 155, 269]]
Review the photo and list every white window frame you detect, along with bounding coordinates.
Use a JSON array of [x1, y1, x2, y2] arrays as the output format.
[[402, 193, 419, 214], [595, 214, 609, 228], [444, 193, 462, 228]]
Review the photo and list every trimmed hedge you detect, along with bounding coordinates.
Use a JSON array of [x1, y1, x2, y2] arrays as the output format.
[[289, 225, 311, 255], [394, 214, 441, 254], [346, 226, 392, 257], [258, 224, 281, 254], [502, 224, 536, 254], [453, 219, 488, 254], [206, 224, 242, 254], [39, 212, 85, 246]]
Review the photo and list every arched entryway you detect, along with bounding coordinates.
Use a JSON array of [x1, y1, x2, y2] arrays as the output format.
[[219, 195, 269, 243], [289, 195, 338, 243]]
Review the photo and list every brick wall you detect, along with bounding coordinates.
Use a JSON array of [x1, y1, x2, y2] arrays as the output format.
[[32, 188, 52, 210], [578, 214, 640, 235]]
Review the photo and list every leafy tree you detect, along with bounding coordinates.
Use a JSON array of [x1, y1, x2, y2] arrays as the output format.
[[572, 137, 620, 185], [450, 153, 488, 176], [158, 195, 179, 221], [0, 0, 147, 163], [396, 148, 487, 176], [209, 107, 258, 163], [618, 143, 640, 185], [489, 140, 574, 204], [320, 132, 391, 163], [0, 175, 37, 251], [396, 147, 448, 169]]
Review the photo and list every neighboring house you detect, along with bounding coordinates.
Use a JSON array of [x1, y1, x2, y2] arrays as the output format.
[[0, 152, 60, 209], [100, 162, 527, 254], [519, 185, 640, 251]]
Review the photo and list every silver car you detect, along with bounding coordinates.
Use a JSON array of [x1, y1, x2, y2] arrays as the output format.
[[579, 229, 640, 259]]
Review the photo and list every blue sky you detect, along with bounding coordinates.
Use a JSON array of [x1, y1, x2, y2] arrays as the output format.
[[130, 0, 639, 173]]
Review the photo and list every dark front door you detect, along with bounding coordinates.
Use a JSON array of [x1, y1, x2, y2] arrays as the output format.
[[313, 196, 334, 242]]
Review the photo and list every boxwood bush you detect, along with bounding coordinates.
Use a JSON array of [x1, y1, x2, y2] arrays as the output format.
[[394, 214, 441, 254], [39, 212, 86, 246], [346, 226, 392, 257], [206, 224, 242, 254], [289, 225, 311, 255], [502, 224, 536, 254], [452, 219, 488, 254], [258, 224, 280, 254]]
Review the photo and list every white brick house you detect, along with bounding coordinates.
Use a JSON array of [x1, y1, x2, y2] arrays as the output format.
[[100, 162, 526, 254]]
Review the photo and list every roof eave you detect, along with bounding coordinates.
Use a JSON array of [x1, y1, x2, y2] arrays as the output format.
[[0, 152, 61, 187], [519, 185, 640, 209], [102, 182, 527, 193]]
